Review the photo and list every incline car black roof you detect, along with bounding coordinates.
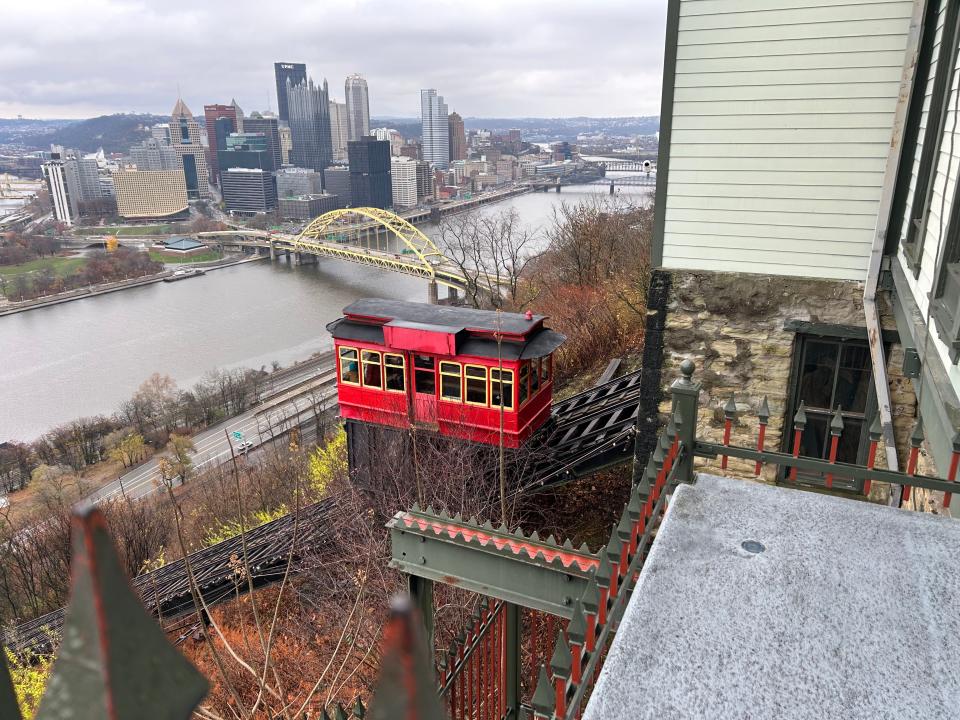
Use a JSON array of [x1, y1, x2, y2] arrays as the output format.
[[327, 299, 566, 360], [341, 298, 547, 336]]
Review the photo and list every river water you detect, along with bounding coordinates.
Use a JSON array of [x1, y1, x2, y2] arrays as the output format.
[[0, 181, 649, 441]]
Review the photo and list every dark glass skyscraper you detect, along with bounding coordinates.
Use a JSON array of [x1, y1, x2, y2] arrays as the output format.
[[274, 62, 307, 124], [243, 114, 282, 172], [287, 77, 333, 172], [348, 136, 392, 209]]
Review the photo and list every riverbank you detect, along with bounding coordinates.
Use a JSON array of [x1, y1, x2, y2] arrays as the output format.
[[0, 254, 265, 317]]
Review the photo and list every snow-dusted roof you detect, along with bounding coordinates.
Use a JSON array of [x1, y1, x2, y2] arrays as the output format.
[[584, 474, 960, 720]]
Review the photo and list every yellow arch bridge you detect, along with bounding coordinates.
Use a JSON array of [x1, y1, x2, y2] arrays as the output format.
[[198, 207, 492, 299]]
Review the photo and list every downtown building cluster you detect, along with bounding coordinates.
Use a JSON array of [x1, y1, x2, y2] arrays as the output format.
[[41, 63, 540, 225]]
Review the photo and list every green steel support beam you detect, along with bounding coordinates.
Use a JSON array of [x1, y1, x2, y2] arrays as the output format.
[[388, 509, 599, 619]]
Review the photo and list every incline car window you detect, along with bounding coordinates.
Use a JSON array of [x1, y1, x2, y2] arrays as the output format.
[[465, 365, 488, 405], [384, 353, 405, 392], [415, 355, 436, 395], [518, 363, 530, 406], [339, 347, 359, 385], [361, 350, 382, 390], [440, 361, 462, 401], [491, 368, 514, 410]]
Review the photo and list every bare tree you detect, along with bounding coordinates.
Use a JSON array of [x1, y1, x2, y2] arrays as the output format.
[[438, 208, 543, 309]]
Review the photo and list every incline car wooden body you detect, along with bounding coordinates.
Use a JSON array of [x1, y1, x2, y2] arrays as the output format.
[[326, 299, 566, 447]]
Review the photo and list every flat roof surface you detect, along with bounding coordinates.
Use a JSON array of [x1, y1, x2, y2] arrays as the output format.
[[341, 298, 546, 336], [584, 474, 960, 720]]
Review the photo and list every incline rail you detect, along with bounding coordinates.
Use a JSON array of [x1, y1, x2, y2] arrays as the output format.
[[5, 498, 335, 655]]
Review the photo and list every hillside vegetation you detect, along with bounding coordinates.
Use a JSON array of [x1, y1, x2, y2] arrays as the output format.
[[30, 113, 168, 153]]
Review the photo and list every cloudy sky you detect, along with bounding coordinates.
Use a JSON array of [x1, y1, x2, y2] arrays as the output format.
[[1, 0, 667, 119]]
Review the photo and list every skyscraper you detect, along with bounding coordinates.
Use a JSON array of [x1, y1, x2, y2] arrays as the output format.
[[169, 98, 210, 199], [329, 100, 348, 163], [219, 133, 275, 172], [448, 111, 467, 162], [112, 168, 189, 219], [131, 138, 179, 171], [220, 168, 277, 215], [421, 89, 449, 169], [287, 77, 333, 171], [391, 156, 416, 208], [348, 136, 391, 209], [243, 113, 282, 171], [203, 103, 239, 184], [345, 74, 370, 142], [274, 62, 307, 124], [42, 153, 75, 225]]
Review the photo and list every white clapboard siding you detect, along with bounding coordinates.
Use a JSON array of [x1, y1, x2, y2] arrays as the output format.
[[661, 0, 915, 279]]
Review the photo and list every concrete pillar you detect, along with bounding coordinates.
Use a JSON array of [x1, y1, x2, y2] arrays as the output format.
[[555, 182, 561, 193], [269, 241, 276, 261], [294, 251, 303, 266], [427, 280, 439, 305]]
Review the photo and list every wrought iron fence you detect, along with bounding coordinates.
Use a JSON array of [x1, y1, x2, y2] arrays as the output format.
[[438, 599, 506, 720]]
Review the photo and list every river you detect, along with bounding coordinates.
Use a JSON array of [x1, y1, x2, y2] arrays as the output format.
[[0, 180, 650, 441]]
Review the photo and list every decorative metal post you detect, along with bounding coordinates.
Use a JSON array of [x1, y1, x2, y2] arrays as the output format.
[[790, 402, 807, 482], [505, 603, 521, 720], [945, 431, 960, 509], [865, 415, 881, 496], [755, 397, 770, 476], [825, 406, 844, 489], [670, 359, 700, 483], [903, 418, 924, 504], [721, 395, 736, 470]]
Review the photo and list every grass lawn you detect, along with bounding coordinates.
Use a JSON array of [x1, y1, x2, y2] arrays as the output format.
[[75, 224, 178, 236], [0, 255, 87, 280], [148, 250, 223, 264]]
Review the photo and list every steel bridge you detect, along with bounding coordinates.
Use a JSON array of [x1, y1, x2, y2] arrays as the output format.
[[199, 207, 493, 300], [589, 175, 657, 188]]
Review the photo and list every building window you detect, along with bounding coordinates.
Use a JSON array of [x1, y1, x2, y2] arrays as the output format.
[[361, 350, 382, 390], [339, 347, 359, 385], [465, 365, 488, 406], [931, 101, 960, 361], [900, 0, 960, 274], [414, 355, 436, 395], [491, 368, 514, 411], [440, 361, 462, 401], [783, 335, 876, 491], [384, 353, 405, 392]]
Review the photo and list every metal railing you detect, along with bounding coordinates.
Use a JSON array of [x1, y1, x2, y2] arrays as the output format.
[[438, 599, 507, 720]]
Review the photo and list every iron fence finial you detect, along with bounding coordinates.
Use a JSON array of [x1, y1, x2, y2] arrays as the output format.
[[830, 405, 844, 435], [679, 358, 696, 384], [758, 397, 770, 423], [531, 665, 555, 717], [911, 417, 925, 446]]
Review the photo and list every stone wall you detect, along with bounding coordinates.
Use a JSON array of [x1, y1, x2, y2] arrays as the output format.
[[655, 270, 923, 500]]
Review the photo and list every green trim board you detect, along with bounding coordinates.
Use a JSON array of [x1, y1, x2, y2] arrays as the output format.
[[650, 0, 681, 268], [890, 259, 960, 515], [783, 320, 899, 345]]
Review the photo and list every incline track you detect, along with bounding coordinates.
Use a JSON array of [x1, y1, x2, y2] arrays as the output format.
[[6, 369, 645, 654], [6, 499, 335, 655]]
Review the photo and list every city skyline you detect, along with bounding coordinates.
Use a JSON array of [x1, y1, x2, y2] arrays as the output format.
[[1, 1, 667, 119]]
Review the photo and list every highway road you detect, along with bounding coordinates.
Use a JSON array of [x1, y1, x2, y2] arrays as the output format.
[[87, 361, 337, 504]]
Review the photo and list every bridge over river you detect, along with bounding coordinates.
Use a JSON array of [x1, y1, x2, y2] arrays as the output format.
[[200, 206, 497, 303]]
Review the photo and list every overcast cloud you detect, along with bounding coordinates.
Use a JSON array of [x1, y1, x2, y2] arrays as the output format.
[[1, 0, 666, 119]]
